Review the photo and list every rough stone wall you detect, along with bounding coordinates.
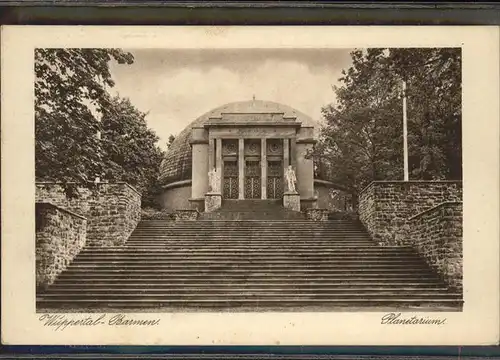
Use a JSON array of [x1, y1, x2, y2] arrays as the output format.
[[36, 182, 141, 246], [405, 202, 463, 290], [358, 181, 462, 245], [36, 203, 87, 289]]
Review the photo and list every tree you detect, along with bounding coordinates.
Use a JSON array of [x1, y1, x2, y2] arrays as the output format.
[[313, 48, 462, 206], [167, 134, 176, 149], [312, 49, 404, 203], [388, 48, 462, 179], [100, 96, 165, 201], [35, 48, 134, 195]]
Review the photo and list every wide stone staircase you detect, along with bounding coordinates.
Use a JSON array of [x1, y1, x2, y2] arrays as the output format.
[[37, 215, 462, 310]]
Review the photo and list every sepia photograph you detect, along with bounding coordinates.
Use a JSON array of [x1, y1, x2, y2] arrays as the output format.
[[1, 26, 498, 346], [34, 47, 463, 313]]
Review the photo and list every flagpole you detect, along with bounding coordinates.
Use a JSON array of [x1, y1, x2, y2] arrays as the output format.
[[402, 80, 409, 181]]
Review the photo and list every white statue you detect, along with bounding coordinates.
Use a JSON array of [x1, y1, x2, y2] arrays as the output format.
[[208, 168, 221, 193], [285, 165, 297, 193]]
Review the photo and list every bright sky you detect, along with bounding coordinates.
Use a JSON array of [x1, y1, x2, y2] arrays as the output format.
[[109, 48, 354, 150]]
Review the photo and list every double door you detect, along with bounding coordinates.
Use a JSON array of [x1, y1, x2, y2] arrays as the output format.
[[244, 160, 261, 199], [222, 159, 284, 200], [267, 160, 283, 199]]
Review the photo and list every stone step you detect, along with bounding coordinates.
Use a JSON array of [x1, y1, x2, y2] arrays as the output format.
[[42, 290, 456, 297], [70, 258, 425, 264], [139, 219, 356, 222], [135, 228, 364, 231], [36, 300, 463, 310], [60, 269, 437, 277], [80, 248, 414, 253], [139, 219, 357, 222], [112, 246, 383, 251], [55, 273, 440, 280], [37, 299, 463, 310], [138, 223, 360, 227], [199, 213, 306, 220], [135, 223, 363, 227], [81, 246, 410, 255], [38, 292, 460, 301], [136, 224, 362, 228], [66, 262, 429, 269], [124, 241, 377, 245], [137, 226, 363, 228], [127, 235, 373, 239], [74, 254, 421, 260], [131, 229, 369, 238], [49, 282, 445, 288], [125, 232, 371, 241], [78, 254, 414, 260], [130, 235, 369, 239]]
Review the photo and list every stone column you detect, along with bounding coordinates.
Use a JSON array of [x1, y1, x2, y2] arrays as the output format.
[[290, 137, 297, 168], [208, 138, 215, 171], [205, 137, 223, 212], [238, 138, 245, 199], [283, 137, 290, 169], [190, 127, 209, 211], [216, 138, 223, 192], [261, 138, 267, 199]]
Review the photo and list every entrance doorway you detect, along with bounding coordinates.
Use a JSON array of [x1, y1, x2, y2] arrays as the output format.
[[223, 160, 239, 199], [244, 160, 261, 199], [267, 160, 283, 199]]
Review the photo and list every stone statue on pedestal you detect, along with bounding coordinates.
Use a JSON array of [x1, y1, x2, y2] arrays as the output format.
[[208, 168, 221, 193], [285, 165, 297, 193]]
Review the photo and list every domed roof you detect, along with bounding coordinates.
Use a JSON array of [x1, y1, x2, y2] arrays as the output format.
[[159, 100, 317, 186]]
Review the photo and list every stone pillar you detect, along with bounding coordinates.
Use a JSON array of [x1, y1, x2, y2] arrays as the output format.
[[208, 138, 215, 171], [205, 137, 223, 212], [290, 137, 297, 168], [261, 138, 267, 199], [284, 192, 301, 212], [216, 138, 223, 192], [190, 127, 209, 210], [205, 193, 222, 212], [238, 138, 245, 199], [283, 137, 290, 171]]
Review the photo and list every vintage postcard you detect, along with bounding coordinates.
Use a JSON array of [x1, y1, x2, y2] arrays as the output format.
[[1, 25, 499, 345]]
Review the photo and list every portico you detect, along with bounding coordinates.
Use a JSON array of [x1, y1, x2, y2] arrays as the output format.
[[189, 111, 316, 211]]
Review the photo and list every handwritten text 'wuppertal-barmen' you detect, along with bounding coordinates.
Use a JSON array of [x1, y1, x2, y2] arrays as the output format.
[[39, 314, 160, 331]]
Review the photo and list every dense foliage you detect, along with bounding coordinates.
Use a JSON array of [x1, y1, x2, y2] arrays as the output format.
[[100, 96, 165, 208], [35, 48, 164, 205], [313, 48, 462, 205]]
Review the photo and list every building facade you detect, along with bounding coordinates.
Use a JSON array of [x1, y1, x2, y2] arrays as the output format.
[[159, 100, 351, 212]]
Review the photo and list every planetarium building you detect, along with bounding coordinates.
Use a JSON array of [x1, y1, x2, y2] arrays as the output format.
[[158, 99, 350, 212]]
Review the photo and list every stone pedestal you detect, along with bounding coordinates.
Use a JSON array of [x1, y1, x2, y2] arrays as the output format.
[[283, 191, 300, 212], [205, 192, 222, 212]]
